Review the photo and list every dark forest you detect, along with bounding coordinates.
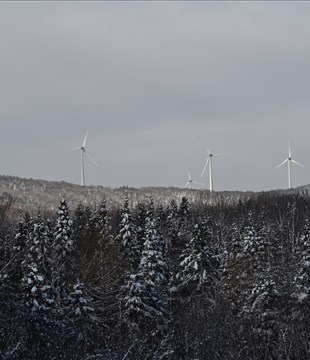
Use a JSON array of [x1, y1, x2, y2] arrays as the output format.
[[1, 191, 310, 359]]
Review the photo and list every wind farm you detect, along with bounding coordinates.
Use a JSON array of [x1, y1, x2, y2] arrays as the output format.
[[64, 132, 306, 192]]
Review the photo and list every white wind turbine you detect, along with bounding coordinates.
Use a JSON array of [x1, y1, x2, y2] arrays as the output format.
[[72, 128, 98, 186], [275, 142, 304, 189], [184, 168, 205, 189], [201, 147, 224, 192]]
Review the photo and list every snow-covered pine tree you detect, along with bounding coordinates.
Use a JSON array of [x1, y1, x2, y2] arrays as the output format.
[[0, 214, 36, 359], [228, 222, 242, 260], [146, 196, 155, 218], [74, 202, 96, 238], [293, 218, 310, 302], [51, 199, 76, 296], [33, 215, 50, 271], [240, 278, 281, 359], [176, 219, 219, 296], [135, 202, 146, 257], [242, 211, 260, 256], [124, 215, 168, 331], [1, 215, 31, 285], [19, 214, 54, 314], [66, 279, 97, 347], [155, 203, 167, 233], [166, 199, 187, 278], [177, 196, 192, 242], [117, 197, 139, 272], [217, 220, 242, 316], [178, 196, 191, 222], [93, 199, 118, 293], [67, 279, 95, 321], [30, 214, 54, 310], [96, 198, 113, 242], [74, 202, 87, 235], [166, 199, 179, 244], [74, 203, 99, 283], [242, 211, 270, 266], [240, 210, 272, 279]]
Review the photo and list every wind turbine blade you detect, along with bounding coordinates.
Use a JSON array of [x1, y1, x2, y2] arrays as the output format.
[[184, 182, 190, 189], [201, 157, 210, 176], [82, 128, 89, 148], [288, 141, 291, 158], [85, 151, 98, 167], [71, 147, 81, 151], [186, 167, 191, 180], [206, 147, 211, 155], [193, 181, 206, 186], [275, 159, 288, 169], [291, 159, 304, 168], [213, 152, 229, 157]]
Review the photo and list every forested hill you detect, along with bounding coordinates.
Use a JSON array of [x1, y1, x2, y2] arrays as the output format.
[[0, 174, 260, 214], [2, 173, 310, 358], [2, 186, 310, 358]]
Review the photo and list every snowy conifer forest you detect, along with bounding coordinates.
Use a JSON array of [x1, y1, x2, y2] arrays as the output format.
[[1, 190, 310, 359]]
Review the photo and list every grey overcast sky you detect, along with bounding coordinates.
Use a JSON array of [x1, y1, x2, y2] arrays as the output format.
[[1, 1, 310, 191]]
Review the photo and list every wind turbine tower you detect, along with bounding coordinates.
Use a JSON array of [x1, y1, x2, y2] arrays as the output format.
[[201, 147, 223, 192], [275, 142, 304, 189], [72, 128, 98, 186]]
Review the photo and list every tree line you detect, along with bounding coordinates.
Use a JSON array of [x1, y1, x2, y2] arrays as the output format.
[[1, 191, 310, 359]]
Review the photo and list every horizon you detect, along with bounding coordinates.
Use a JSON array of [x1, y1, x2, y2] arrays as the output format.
[[0, 172, 307, 194]]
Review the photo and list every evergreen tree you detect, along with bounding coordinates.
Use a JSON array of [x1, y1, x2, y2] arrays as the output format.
[[242, 211, 260, 257], [74, 202, 87, 234], [166, 200, 179, 245], [51, 199, 75, 297], [28, 214, 53, 311], [96, 198, 113, 241], [178, 196, 191, 223], [146, 196, 155, 219], [15, 214, 53, 314], [293, 218, 310, 301], [135, 202, 147, 258], [124, 215, 168, 331], [2, 215, 31, 285], [176, 219, 218, 295], [93, 199, 118, 298], [239, 210, 274, 285], [166, 199, 187, 278], [67, 279, 95, 322], [241, 278, 282, 359], [177, 196, 192, 247], [117, 197, 139, 271], [66, 279, 97, 343]]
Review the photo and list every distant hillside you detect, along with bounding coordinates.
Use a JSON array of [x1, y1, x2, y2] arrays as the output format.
[[295, 184, 310, 193], [1, 174, 306, 216], [0, 175, 264, 215]]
